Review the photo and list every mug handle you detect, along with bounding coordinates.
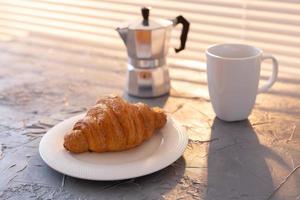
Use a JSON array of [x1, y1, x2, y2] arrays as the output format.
[[257, 55, 278, 94]]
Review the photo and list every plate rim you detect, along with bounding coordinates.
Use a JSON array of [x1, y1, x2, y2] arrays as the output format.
[[39, 113, 188, 181]]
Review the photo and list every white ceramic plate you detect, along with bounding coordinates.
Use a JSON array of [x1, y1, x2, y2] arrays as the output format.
[[39, 114, 188, 181]]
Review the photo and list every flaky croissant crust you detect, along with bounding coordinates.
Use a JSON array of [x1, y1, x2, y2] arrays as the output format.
[[63, 95, 167, 153]]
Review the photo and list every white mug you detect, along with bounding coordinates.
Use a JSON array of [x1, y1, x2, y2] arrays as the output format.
[[206, 43, 278, 121]]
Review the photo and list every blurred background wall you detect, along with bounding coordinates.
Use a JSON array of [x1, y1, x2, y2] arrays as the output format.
[[0, 0, 299, 72]]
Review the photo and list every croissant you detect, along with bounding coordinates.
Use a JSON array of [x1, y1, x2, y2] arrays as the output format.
[[63, 95, 167, 153]]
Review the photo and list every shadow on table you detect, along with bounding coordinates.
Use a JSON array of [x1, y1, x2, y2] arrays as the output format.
[[205, 118, 290, 200], [63, 157, 186, 199], [123, 93, 169, 108]]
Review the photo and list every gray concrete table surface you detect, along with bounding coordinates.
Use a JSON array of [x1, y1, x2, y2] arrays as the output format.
[[0, 32, 300, 200]]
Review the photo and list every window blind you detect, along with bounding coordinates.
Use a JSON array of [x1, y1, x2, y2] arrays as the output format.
[[0, 0, 299, 73]]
